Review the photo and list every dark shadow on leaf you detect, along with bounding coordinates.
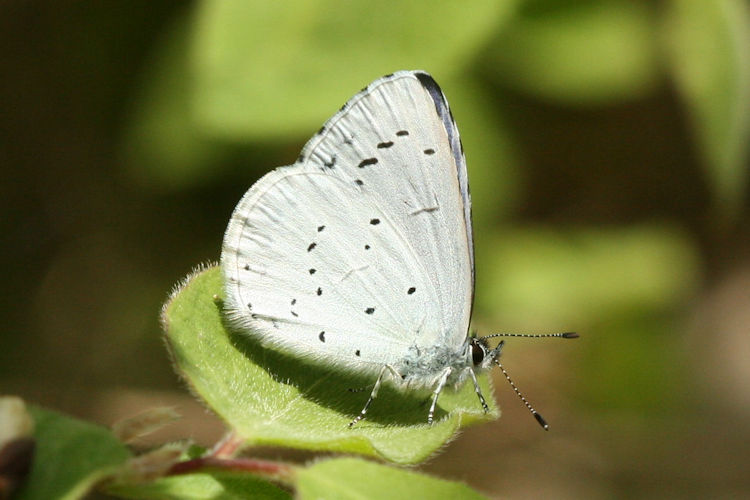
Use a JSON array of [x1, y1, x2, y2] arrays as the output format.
[[218, 302, 451, 427]]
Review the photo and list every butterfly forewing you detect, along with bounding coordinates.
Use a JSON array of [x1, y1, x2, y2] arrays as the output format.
[[221, 71, 474, 374], [301, 72, 473, 341]]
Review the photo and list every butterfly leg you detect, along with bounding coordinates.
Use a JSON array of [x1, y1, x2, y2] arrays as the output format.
[[427, 367, 452, 425], [349, 365, 400, 428], [468, 368, 489, 413]]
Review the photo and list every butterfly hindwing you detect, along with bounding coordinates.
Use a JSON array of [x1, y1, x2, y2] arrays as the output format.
[[223, 168, 436, 371]]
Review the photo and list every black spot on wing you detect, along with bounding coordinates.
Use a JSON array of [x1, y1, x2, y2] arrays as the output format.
[[307, 242, 317, 252], [377, 141, 394, 149], [316, 287, 322, 296], [396, 130, 409, 137], [407, 287, 416, 295], [355, 349, 361, 356], [358, 158, 378, 168], [355, 179, 364, 186], [318, 225, 325, 232], [319, 331, 325, 342], [291, 298, 296, 305], [370, 218, 380, 225], [365, 307, 375, 315], [309, 268, 316, 275], [424, 148, 435, 155]]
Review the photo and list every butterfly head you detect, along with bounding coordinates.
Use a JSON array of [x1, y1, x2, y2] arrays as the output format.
[[469, 336, 504, 371]]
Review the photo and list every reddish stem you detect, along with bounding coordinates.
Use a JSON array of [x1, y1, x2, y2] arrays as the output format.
[[168, 456, 295, 484], [210, 430, 245, 458]]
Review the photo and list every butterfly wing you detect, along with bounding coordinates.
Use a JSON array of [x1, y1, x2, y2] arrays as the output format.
[[221, 71, 473, 374]]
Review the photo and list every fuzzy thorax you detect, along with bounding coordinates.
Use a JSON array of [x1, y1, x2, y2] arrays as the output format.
[[394, 336, 502, 390]]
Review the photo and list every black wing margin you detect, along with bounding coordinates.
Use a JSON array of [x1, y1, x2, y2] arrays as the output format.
[[413, 71, 475, 297]]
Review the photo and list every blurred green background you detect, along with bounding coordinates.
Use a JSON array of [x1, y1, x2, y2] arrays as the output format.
[[2, 0, 749, 498]]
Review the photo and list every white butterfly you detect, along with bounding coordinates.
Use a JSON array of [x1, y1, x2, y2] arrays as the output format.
[[221, 70, 575, 428]]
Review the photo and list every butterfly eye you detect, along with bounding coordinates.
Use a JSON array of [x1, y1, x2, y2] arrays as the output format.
[[471, 339, 485, 366]]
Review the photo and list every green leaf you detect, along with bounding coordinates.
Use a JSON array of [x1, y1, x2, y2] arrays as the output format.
[[109, 456, 485, 500], [190, 0, 516, 139], [297, 457, 488, 500], [489, 1, 659, 104], [162, 266, 498, 465], [663, 0, 750, 216], [106, 471, 291, 500], [15, 406, 131, 500]]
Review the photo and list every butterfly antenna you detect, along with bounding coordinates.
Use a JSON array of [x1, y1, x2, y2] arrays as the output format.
[[494, 359, 549, 430], [482, 332, 578, 340]]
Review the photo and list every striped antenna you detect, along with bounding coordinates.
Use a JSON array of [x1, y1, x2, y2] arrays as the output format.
[[485, 332, 578, 430], [494, 358, 549, 430], [482, 332, 578, 340]]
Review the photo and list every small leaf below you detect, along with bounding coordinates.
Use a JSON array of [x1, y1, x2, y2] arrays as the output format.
[[297, 457, 488, 500], [106, 471, 291, 500], [15, 406, 131, 500]]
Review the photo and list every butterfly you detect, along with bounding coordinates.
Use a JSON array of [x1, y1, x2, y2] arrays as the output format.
[[221, 70, 576, 428]]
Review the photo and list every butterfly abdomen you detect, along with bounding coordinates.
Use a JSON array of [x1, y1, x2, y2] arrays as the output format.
[[394, 343, 472, 389]]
